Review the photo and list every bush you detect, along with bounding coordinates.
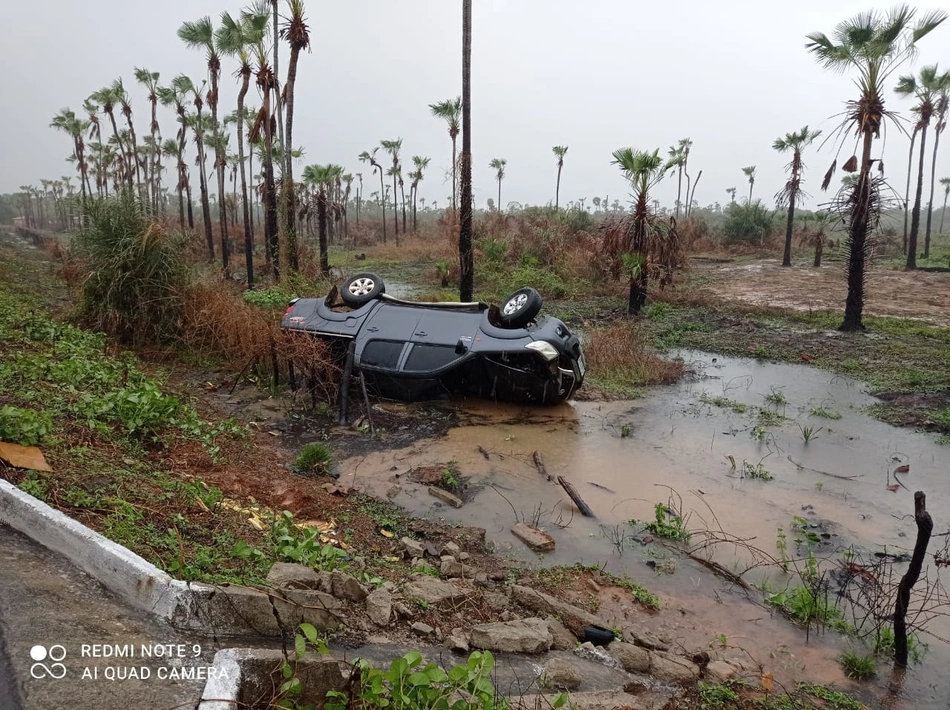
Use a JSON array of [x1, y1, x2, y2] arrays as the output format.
[[720, 200, 776, 245], [74, 194, 188, 345]]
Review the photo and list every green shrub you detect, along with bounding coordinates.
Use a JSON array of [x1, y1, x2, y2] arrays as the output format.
[[295, 442, 333, 474], [840, 651, 875, 680], [74, 194, 188, 345], [720, 200, 776, 244], [243, 286, 296, 308], [0, 405, 53, 446]]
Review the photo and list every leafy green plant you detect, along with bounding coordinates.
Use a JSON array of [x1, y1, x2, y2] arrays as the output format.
[[0, 405, 53, 446], [698, 681, 740, 708], [740, 460, 773, 481], [797, 683, 864, 710], [274, 622, 330, 709], [720, 199, 776, 244], [809, 407, 842, 420], [699, 393, 749, 413], [294, 442, 333, 475], [231, 511, 348, 572], [839, 651, 875, 680], [764, 387, 787, 406], [629, 503, 691, 543], [799, 424, 822, 443], [439, 468, 459, 490], [873, 624, 926, 664], [243, 286, 296, 308]]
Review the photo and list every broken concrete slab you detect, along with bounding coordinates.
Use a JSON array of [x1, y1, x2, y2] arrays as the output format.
[[331, 569, 369, 602], [511, 585, 602, 636], [470, 617, 553, 654], [404, 576, 466, 605], [648, 651, 701, 685], [428, 486, 463, 508], [266, 562, 330, 591], [511, 522, 555, 552]]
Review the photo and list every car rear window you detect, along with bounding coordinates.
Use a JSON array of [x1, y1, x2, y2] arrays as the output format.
[[404, 344, 457, 372], [362, 340, 405, 369]]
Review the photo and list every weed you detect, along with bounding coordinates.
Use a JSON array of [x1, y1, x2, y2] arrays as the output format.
[[243, 286, 296, 308], [873, 624, 926, 664], [0, 405, 53, 446], [585, 322, 685, 397], [439, 468, 459, 490], [756, 408, 786, 427], [294, 442, 334, 475], [413, 564, 441, 577], [839, 651, 875, 680], [809, 407, 842, 420], [231, 511, 348, 572], [629, 503, 691, 543], [797, 682, 865, 710], [740, 460, 774, 481], [620, 424, 631, 438], [17, 475, 49, 501], [799, 424, 822, 443], [700, 393, 749, 413], [764, 387, 787, 406], [697, 681, 740, 707]]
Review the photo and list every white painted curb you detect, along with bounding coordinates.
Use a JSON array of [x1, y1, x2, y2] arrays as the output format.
[[197, 648, 245, 709]]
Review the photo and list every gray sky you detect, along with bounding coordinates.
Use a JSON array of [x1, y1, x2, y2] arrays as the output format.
[[3, 0, 950, 212]]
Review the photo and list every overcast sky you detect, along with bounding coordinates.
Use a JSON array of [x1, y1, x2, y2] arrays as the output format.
[[3, 0, 950, 212]]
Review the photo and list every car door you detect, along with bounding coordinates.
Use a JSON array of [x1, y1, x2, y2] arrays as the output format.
[[401, 309, 481, 375]]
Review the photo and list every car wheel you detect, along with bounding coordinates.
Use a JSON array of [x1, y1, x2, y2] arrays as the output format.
[[341, 272, 386, 307], [499, 287, 542, 328]]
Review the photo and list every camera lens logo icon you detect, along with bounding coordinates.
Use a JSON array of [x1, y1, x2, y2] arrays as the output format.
[[30, 645, 67, 679]]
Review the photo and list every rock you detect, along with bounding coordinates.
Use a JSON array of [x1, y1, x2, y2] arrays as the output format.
[[705, 660, 738, 682], [455, 526, 487, 543], [429, 486, 463, 508], [543, 658, 583, 690], [276, 590, 343, 631], [393, 602, 414, 619], [435, 627, 444, 643], [511, 522, 555, 552], [511, 585, 602, 636], [440, 555, 465, 578], [411, 622, 434, 636], [404, 577, 465, 605], [475, 572, 489, 587], [445, 630, 470, 654], [623, 680, 649, 695], [573, 642, 620, 669], [610, 642, 651, 674], [489, 570, 507, 582], [470, 618, 553, 654], [624, 627, 670, 652], [458, 552, 471, 562], [442, 541, 461, 555], [266, 562, 330, 591], [648, 651, 701, 685], [331, 570, 369, 602], [401, 537, 425, 558], [546, 617, 577, 651], [365, 588, 392, 627]]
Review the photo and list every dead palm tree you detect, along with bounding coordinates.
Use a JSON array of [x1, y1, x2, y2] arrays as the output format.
[[134, 68, 162, 212], [429, 97, 461, 214], [726, 187, 736, 204], [459, 0, 474, 301], [940, 177, 950, 234], [924, 82, 949, 256], [359, 149, 386, 243], [808, 5, 947, 332], [490, 158, 507, 210], [552, 145, 568, 211], [773, 126, 822, 267], [218, 9, 269, 286], [895, 64, 950, 268], [741, 165, 756, 204]]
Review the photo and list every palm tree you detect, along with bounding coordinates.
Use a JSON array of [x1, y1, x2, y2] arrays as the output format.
[[218, 9, 268, 287], [250, 41, 280, 279], [355, 172, 363, 225], [552, 145, 568, 211], [808, 5, 947, 333], [381, 139, 403, 241], [429, 97, 461, 214], [726, 187, 736, 204], [158, 82, 194, 228], [205, 124, 232, 273], [174, 75, 215, 260], [773, 126, 822, 267], [50, 109, 91, 202], [301, 163, 334, 274], [91, 83, 132, 190], [924, 81, 950, 257], [490, 158, 507, 210], [940, 177, 950, 234], [741, 165, 756, 204], [279, 0, 311, 274], [902, 122, 919, 254], [161, 137, 188, 227], [666, 138, 691, 218], [608, 148, 677, 314], [358, 149, 386, 242], [82, 98, 105, 197], [459, 0, 474, 302], [895, 64, 950, 268], [341, 173, 353, 238], [134, 68, 162, 212], [409, 156, 430, 231]]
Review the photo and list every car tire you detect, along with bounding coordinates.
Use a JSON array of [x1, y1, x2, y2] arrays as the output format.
[[499, 287, 542, 328], [341, 273, 386, 307]]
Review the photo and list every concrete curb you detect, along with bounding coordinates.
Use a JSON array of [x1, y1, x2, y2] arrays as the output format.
[[197, 649, 245, 709], [0, 478, 336, 638]]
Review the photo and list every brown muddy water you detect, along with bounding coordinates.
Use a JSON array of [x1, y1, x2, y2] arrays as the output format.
[[339, 352, 949, 708]]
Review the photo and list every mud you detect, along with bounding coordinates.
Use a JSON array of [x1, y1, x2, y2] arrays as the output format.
[[696, 258, 950, 326], [339, 352, 950, 709]]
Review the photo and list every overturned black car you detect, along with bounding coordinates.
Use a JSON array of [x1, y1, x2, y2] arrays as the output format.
[[281, 273, 585, 404]]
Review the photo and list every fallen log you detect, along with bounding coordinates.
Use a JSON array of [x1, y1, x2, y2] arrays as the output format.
[[894, 491, 933, 668], [557, 476, 595, 518], [532, 451, 551, 479]]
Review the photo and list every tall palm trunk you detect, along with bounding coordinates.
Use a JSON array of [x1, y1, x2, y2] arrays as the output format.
[[451, 135, 458, 216], [674, 165, 683, 218], [907, 123, 928, 270], [149, 100, 160, 213], [392, 172, 399, 240], [842, 131, 874, 331], [400, 179, 407, 233], [105, 110, 131, 189], [378, 169, 387, 244], [459, 0, 474, 302], [194, 113, 215, 261], [924, 121, 944, 258], [237, 67, 254, 287], [317, 189, 329, 275], [902, 128, 918, 255], [629, 192, 649, 314], [496, 178, 501, 211], [782, 179, 798, 267], [215, 146, 230, 275], [555, 162, 563, 211], [941, 188, 949, 234], [748, 181, 754, 204], [284, 43, 302, 273]]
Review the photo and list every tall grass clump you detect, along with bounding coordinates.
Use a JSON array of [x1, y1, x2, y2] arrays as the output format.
[[720, 200, 776, 245], [74, 194, 188, 345], [585, 322, 685, 395]]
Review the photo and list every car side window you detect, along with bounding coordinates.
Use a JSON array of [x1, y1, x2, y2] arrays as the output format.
[[362, 340, 405, 369], [404, 344, 458, 372]]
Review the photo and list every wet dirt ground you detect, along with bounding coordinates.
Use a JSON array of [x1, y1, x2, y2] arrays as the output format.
[[695, 258, 950, 326], [339, 353, 950, 709]]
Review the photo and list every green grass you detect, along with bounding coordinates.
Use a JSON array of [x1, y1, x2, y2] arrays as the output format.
[[797, 682, 865, 710], [839, 651, 875, 680], [699, 393, 749, 413], [294, 442, 334, 474], [809, 407, 842, 420], [698, 681, 740, 708]]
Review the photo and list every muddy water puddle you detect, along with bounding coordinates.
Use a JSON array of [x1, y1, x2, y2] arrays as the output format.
[[341, 352, 949, 707]]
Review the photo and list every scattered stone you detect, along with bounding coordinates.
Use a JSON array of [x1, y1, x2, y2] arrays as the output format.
[[393, 602, 414, 619], [411, 622, 435, 636], [440, 555, 465, 578], [500, 610, 514, 621], [470, 618, 553, 654], [573, 642, 620, 669], [428, 486, 464, 508], [442, 541, 461, 555], [610, 642, 651, 674], [623, 680, 649, 695], [266, 562, 331, 591], [458, 552, 471, 562], [648, 651, 701, 685], [690, 650, 710, 667], [624, 627, 670, 652], [511, 585, 602, 636], [365, 588, 392, 627], [587, 579, 601, 593], [483, 591, 508, 612], [404, 577, 465, 605], [434, 627, 444, 643], [331, 570, 369, 602], [546, 617, 577, 651], [543, 658, 583, 690], [456, 526, 487, 543], [511, 522, 555, 552], [474, 572, 489, 587], [445, 630, 470, 654], [386, 484, 401, 499], [275, 590, 343, 631], [401, 537, 425, 558], [424, 541, 442, 557], [705, 660, 738, 682]]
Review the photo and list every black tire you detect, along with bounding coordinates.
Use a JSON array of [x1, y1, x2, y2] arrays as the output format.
[[499, 287, 542, 328], [341, 272, 386, 307], [582, 625, 615, 647]]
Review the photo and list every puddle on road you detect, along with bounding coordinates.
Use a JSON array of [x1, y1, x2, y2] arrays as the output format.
[[340, 352, 949, 708]]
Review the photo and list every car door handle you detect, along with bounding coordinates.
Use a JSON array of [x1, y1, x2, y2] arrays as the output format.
[[367, 326, 378, 332], [415, 331, 427, 337]]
